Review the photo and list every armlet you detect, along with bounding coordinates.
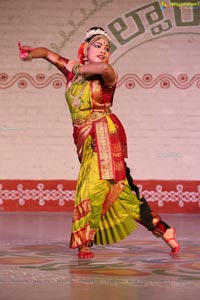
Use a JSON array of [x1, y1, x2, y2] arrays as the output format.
[[55, 57, 69, 75]]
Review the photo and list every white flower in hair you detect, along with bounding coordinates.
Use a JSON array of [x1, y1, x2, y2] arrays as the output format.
[[84, 28, 110, 41]]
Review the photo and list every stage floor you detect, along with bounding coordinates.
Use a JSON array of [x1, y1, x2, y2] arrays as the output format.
[[0, 212, 199, 300]]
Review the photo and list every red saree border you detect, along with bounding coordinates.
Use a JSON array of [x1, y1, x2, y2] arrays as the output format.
[[72, 198, 91, 222], [95, 117, 126, 181], [95, 119, 114, 180], [70, 224, 96, 249], [0, 179, 199, 213]]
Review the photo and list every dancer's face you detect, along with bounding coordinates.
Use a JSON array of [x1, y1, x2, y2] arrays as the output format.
[[87, 38, 110, 63]]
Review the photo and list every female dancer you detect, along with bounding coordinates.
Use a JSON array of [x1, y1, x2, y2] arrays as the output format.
[[18, 27, 180, 259]]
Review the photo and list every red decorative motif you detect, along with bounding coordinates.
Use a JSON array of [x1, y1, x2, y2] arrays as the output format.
[[117, 73, 200, 89], [0, 73, 9, 82], [0, 180, 199, 213], [0, 73, 66, 89], [143, 74, 153, 83], [36, 73, 46, 81], [0, 182, 75, 206], [1, 73, 200, 89], [138, 183, 200, 208]]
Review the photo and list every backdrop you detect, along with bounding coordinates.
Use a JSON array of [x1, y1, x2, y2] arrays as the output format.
[[0, 0, 200, 212]]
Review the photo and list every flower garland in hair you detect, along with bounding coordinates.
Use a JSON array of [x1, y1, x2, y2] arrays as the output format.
[[84, 28, 110, 41], [77, 41, 86, 64]]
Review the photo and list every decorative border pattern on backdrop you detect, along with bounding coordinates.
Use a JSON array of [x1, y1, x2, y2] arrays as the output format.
[[0, 180, 199, 213], [1, 73, 200, 89]]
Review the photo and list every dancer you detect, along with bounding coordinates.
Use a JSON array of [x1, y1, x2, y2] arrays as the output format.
[[18, 27, 180, 258]]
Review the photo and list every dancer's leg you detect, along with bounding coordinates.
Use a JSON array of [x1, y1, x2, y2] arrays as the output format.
[[126, 166, 180, 255]]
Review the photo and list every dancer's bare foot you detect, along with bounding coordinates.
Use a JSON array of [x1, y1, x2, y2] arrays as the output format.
[[78, 246, 94, 259], [163, 228, 180, 255]]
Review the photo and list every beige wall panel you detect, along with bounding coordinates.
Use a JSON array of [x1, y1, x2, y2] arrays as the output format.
[[0, 0, 200, 180]]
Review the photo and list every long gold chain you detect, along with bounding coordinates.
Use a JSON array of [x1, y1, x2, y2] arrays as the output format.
[[68, 76, 88, 109]]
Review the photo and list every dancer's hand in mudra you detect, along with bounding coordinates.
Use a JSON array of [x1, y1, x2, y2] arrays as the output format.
[[18, 42, 33, 61]]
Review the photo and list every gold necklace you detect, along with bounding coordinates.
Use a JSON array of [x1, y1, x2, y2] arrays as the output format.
[[68, 76, 88, 109]]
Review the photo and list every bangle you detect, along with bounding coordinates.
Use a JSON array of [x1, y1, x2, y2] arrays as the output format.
[[20, 52, 33, 62], [21, 52, 32, 62], [26, 52, 33, 62], [72, 63, 83, 76]]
